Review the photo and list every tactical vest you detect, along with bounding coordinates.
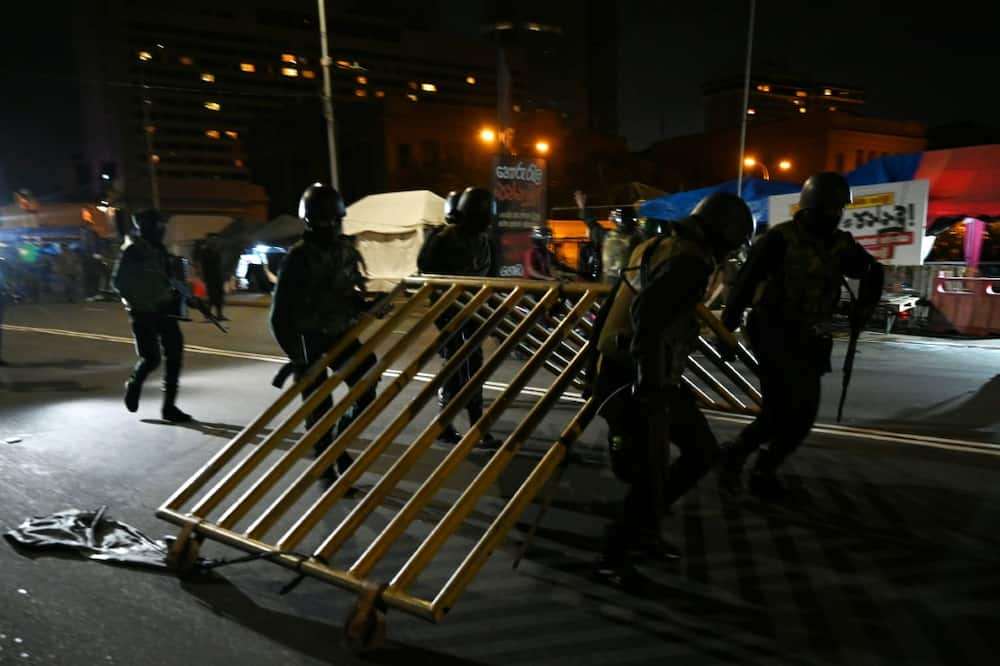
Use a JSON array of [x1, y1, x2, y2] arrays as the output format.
[[760, 222, 855, 327], [601, 228, 637, 280], [598, 220, 715, 385], [291, 236, 366, 336]]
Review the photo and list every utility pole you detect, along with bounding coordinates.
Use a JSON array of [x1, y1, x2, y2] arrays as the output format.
[[317, 0, 340, 189], [736, 0, 756, 198]]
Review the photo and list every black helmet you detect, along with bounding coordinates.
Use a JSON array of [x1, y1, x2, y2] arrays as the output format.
[[610, 206, 638, 232], [443, 190, 461, 224], [456, 186, 494, 232], [132, 208, 167, 242], [799, 172, 852, 211], [298, 182, 346, 230], [690, 192, 753, 256]]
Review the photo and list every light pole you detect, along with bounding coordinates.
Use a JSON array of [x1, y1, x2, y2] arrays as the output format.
[[138, 52, 161, 209], [736, 0, 756, 197], [317, 0, 340, 190], [743, 156, 769, 180]]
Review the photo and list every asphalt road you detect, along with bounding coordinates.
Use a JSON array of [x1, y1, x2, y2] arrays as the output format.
[[1, 297, 999, 665]]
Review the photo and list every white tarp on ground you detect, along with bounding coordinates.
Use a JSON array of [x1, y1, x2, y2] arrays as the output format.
[[342, 190, 445, 292]]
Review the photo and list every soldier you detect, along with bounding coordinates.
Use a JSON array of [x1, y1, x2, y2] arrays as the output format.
[[269, 183, 375, 480], [591, 192, 753, 589], [575, 190, 604, 281], [112, 209, 202, 422], [718, 172, 884, 500], [197, 232, 228, 321], [601, 206, 643, 284], [417, 186, 500, 447]]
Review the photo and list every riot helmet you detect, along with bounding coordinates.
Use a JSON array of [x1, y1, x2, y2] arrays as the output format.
[[690, 192, 753, 259], [610, 206, 638, 232], [443, 190, 461, 224], [796, 172, 851, 236], [456, 186, 494, 233], [132, 208, 167, 243], [298, 182, 346, 232]]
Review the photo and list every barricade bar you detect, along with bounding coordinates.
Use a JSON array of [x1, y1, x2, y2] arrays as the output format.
[[155, 275, 762, 638]]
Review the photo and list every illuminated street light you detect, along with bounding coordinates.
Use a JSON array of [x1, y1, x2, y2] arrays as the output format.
[[743, 156, 770, 180], [778, 159, 792, 171], [479, 128, 496, 144], [535, 140, 550, 155]]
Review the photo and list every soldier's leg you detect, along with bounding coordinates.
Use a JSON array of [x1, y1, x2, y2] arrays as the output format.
[[159, 317, 191, 422], [124, 313, 161, 412], [751, 363, 822, 481], [299, 334, 336, 457], [663, 385, 720, 507], [336, 338, 377, 445], [437, 334, 465, 443]]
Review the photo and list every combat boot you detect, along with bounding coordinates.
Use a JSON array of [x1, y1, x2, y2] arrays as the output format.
[[717, 436, 754, 496], [124, 380, 141, 413], [161, 386, 192, 423]]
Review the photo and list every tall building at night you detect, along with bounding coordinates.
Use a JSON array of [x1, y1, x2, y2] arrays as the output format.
[[59, 0, 614, 223]]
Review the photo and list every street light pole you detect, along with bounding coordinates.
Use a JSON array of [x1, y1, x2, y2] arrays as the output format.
[[736, 0, 756, 197], [317, 0, 340, 190], [139, 60, 160, 209]]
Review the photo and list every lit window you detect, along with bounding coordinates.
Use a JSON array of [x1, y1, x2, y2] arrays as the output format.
[[179, 56, 193, 65], [829, 105, 838, 111], [354, 89, 367, 97], [201, 73, 215, 83], [138, 51, 152, 61], [225, 130, 238, 139], [793, 99, 800, 105], [281, 67, 299, 77], [335, 60, 351, 69], [240, 62, 256, 73], [466, 76, 476, 85], [281, 53, 297, 63], [375, 90, 385, 98], [204, 101, 221, 111], [205, 129, 221, 139], [796, 90, 807, 97], [302, 70, 316, 79], [356, 75, 367, 85], [495, 21, 513, 30], [747, 108, 756, 115], [823, 88, 832, 95], [150, 154, 160, 164], [799, 107, 807, 113], [756, 83, 770, 92], [234, 159, 244, 168], [145, 125, 156, 134], [406, 93, 418, 101], [420, 83, 437, 92], [513, 104, 521, 112], [526, 22, 541, 31], [408, 82, 417, 90]]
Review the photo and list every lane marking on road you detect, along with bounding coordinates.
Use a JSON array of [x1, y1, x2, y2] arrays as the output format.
[[5, 323, 998, 456]]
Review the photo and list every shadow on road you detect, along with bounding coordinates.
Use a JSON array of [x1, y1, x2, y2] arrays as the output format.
[[180, 574, 481, 665], [870, 373, 1000, 437]]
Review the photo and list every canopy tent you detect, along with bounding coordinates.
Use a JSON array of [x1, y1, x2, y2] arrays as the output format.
[[637, 176, 800, 226], [342, 190, 446, 292], [846, 144, 1000, 228]]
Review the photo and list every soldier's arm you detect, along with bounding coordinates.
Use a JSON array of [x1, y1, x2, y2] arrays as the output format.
[[721, 230, 785, 330], [629, 255, 712, 389], [843, 241, 885, 314], [416, 229, 445, 274], [268, 253, 306, 362]]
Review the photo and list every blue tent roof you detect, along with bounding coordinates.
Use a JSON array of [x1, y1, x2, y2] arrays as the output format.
[[844, 152, 922, 186], [638, 176, 800, 225]]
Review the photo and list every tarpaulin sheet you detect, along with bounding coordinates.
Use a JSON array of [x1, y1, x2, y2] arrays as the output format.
[[638, 176, 800, 225], [5, 506, 173, 569]]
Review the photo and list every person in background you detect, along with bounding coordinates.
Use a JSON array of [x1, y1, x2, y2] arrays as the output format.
[[575, 190, 605, 281], [601, 207, 644, 284]]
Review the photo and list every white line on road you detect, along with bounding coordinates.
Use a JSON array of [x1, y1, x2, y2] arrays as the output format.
[[5, 323, 998, 457]]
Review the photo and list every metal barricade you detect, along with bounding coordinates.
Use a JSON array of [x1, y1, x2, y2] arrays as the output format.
[[156, 276, 760, 649]]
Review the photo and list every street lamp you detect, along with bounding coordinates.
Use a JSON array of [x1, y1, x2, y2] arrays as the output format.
[[743, 156, 769, 180], [479, 127, 496, 144], [534, 140, 549, 155], [743, 156, 792, 180]]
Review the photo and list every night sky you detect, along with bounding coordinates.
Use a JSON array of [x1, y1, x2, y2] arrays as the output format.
[[618, 0, 1000, 149]]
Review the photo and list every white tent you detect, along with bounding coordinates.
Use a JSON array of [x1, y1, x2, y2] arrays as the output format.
[[342, 190, 445, 292]]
